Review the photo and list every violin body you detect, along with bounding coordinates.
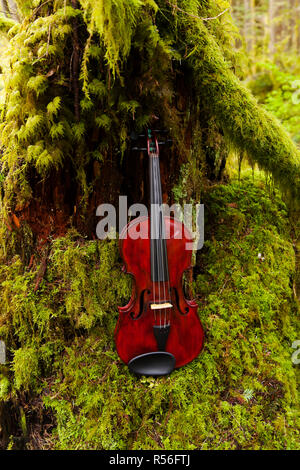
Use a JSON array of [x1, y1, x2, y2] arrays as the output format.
[[115, 215, 204, 368]]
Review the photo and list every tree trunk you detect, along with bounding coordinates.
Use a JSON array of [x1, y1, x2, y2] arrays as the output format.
[[7, 0, 19, 21], [249, 0, 255, 54], [269, 0, 276, 56], [244, 0, 249, 49], [0, 0, 10, 16]]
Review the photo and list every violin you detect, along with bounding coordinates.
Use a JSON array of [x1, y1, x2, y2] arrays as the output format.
[[115, 129, 204, 375]]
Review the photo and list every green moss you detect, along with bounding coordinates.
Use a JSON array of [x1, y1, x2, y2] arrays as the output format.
[[0, 15, 17, 34], [0, 0, 299, 451], [0, 0, 299, 214], [0, 374, 10, 400], [49, 232, 130, 330], [181, 16, 300, 202], [0, 177, 298, 449], [13, 347, 39, 391]]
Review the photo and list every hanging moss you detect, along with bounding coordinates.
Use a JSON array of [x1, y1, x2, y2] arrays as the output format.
[[0, 0, 299, 219], [185, 24, 300, 202], [0, 15, 16, 33]]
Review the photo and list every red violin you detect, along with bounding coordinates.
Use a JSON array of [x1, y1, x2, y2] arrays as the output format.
[[115, 130, 204, 375]]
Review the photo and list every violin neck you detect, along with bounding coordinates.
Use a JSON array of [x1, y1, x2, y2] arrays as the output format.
[[149, 153, 163, 207], [149, 153, 169, 283]]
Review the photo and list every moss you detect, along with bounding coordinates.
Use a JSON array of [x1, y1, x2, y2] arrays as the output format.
[[180, 14, 300, 202], [0, 15, 17, 34], [0, 0, 299, 217], [0, 0, 299, 451], [0, 374, 10, 400], [0, 177, 298, 449], [13, 347, 39, 391]]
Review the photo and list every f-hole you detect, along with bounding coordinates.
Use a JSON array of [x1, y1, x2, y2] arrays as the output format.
[[130, 289, 151, 319], [171, 287, 189, 316]]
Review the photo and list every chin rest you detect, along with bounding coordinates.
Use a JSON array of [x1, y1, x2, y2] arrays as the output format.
[[128, 351, 175, 376]]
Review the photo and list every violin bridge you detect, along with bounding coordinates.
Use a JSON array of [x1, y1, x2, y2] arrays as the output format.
[[150, 302, 173, 310]]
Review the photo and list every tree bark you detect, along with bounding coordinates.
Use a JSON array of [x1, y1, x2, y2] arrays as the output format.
[[1, 0, 20, 21], [244, 0, 249, 49], [249, 0, 255, 54], [0, 0, 10, 17], [7, 0, 20, 21]]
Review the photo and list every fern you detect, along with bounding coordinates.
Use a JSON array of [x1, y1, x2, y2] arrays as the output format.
[[95, 114, 111, 130], [119, 100, 140, 115], [50, 122, 65, 139], [18, 114, 45, 141], [35, 149, 55, 174], [88, 79, 107, 98], [47, 96, 62, 118], [27, 141, 45, 162], [72, 122, 85, 141], [80, 97, 94, 112], [27, 75, 48, 96]]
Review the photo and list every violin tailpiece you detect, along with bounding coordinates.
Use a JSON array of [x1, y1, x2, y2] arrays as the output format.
[[153, 324, 170, 351]]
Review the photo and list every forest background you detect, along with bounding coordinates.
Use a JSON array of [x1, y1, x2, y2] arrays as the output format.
[[0, 0, 299, 450]]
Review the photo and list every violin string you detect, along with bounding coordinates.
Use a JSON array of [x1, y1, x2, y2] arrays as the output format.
[[150, 155, 157, 325], [153, 156, 162, 328], [156, 160, 166, 328], [150, 135, 171, 330], [154, 158, 161, 328], [156, 157, 170, 328], [150, 152, 157, 325], [161, 214, 167, 328], [154, 156, 167, 329]]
